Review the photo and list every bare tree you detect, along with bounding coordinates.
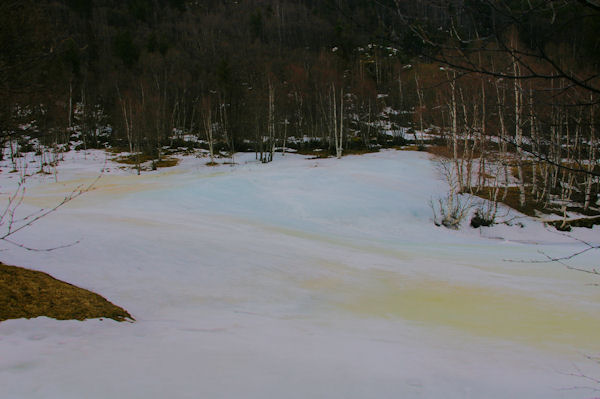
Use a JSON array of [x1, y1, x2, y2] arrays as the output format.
[[332, 83, 344, 159], [201, 96, 216, 165]]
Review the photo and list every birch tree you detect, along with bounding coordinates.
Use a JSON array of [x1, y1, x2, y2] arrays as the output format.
[[332, 83, 344, 159]]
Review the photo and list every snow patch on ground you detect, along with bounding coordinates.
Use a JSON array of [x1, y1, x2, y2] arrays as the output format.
[[1, 149, 599, 398]]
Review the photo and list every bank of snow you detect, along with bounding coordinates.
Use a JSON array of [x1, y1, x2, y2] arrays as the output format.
[[0, 150, 599, 399]]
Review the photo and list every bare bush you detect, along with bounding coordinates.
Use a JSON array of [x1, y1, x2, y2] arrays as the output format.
[[431, 193, 473, 229], [431, 158, 473, 229], [471, 177, 501, 228]]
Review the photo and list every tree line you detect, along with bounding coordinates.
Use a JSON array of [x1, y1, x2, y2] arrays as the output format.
[[1, 0, 598, 217]]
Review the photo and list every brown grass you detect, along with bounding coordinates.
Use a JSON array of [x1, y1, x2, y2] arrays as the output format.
[[426, 145, 453, 158], [428, 145, 600, 225], [296, 148, 331, 158], [113, 153, 155, 165], [105, 146, 131, 154], [155, 158, 179, 168], [113, 154, 179, 168], [341, 147, 380, 155], [296, 147, 379, 157], [0, 263, 133, 322], [472, 186, 562, 217], [396, 145, 429, 151], [549, 216, 600, 230]]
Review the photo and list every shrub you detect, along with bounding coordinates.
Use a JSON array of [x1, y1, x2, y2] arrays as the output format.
[[431, 192, 473, 229], [470, 209, 495, 228]]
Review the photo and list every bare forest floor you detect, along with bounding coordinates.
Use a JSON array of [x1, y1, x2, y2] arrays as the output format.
[[423, 141, 600, 231]]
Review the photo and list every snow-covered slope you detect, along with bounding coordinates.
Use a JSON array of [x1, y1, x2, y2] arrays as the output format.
[[1, 150, 599, 398]]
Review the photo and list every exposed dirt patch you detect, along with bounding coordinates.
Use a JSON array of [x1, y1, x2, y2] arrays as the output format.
[[296, 147, 379, 158], [0, 263, 133, 322], [154, 158, 179, 168], [113, 153, 156, 165], [296, 148, 331, 158], [472, 187, 599, 219], [472, 186, 551, 217], [341, 147, 381, 155], [396, 144, 427, 151], [113, 154, 179, 169], [548, 216, 600, 231]]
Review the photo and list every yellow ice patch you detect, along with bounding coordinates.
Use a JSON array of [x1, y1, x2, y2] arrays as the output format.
[[340, 277, 600, 351]]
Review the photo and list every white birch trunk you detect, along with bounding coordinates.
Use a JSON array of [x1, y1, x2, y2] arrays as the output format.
[[337, 87, 344, 159], [584, 99, 596, 210]]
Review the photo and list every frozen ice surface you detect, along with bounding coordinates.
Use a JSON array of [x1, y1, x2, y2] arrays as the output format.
[[0, 150, 599, 398]]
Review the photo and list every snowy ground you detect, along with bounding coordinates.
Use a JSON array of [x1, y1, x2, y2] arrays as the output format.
[[1, 150, 599, 398]]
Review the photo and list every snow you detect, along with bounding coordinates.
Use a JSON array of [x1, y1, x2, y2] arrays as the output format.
[[1, 149, 599, 398]]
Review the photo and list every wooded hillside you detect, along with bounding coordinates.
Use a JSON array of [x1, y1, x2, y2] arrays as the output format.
[[1, 0, 599, 218]]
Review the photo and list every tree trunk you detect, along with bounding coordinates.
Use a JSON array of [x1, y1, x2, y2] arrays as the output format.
[[513, 60, 526, 208], [584, 98, 596, 210]]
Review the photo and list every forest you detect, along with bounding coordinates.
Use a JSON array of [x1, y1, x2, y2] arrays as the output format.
[[1, 0, 599, 225]]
